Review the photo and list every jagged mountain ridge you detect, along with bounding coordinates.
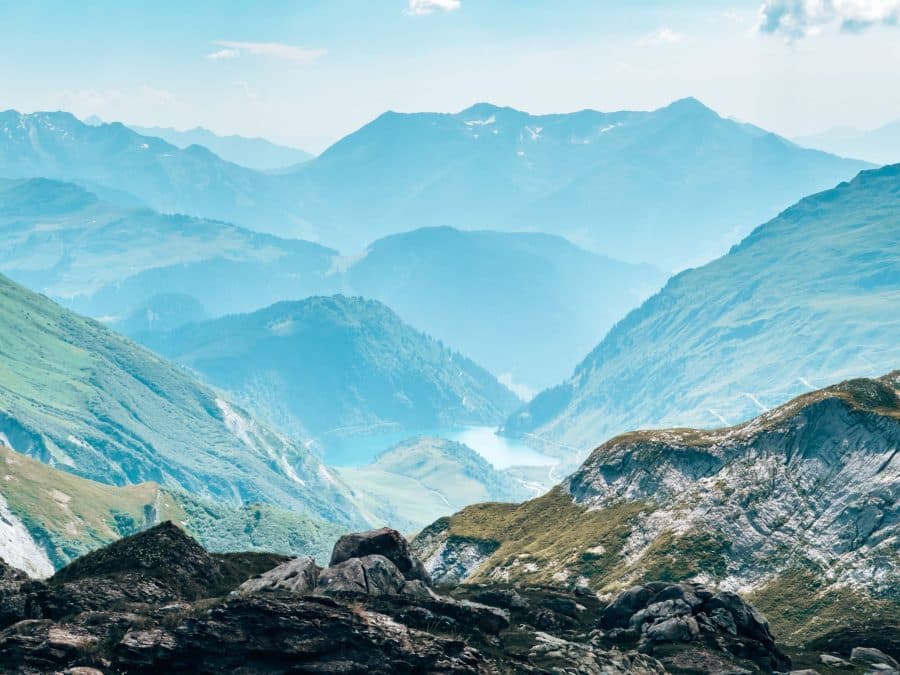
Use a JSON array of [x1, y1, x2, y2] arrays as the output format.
[[137, 296, 520, 442], [505, 163, 900, 455], [414, 373, 900, 643]]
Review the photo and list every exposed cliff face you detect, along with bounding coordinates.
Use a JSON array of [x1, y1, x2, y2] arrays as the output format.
[[414, 374, 900, 643]]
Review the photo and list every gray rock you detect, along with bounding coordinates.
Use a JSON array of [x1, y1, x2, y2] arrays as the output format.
[[851, 646, 900, 670], [401, 580, 440, 600], [236, 556, 319, 595], [330, 527, 431, 584], [644, 615, 700, 643], [706, 591, 774, 646], [629, 598, 693, 629], [316, 554, 406, 596], [787, 670, 820, 674], [601, 585, 655, 629], [819, 653, 853, 668], [710, 607, 738, 635]]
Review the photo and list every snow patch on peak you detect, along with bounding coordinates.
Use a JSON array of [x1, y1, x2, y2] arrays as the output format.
[[465, 115, 496, 127]]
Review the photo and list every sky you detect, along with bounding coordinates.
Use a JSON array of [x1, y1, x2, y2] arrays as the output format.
[[1, 0, 899, 152]]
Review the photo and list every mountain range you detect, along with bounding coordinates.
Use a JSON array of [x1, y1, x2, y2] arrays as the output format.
[[0, 179, 663, 391], [136, 296, 519, 448], [0, 102, 869, 270], [0, 177, 335, 315], [129, 124, 313, 171], [796, 119, 900, 166], [283, 98, 869, 268], [505, 163, 900, 458]]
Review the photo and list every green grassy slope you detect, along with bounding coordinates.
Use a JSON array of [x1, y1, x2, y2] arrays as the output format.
[[0, 442, 342, 571], [0, 272, 365, 528], [506, 164, 900, 455], [338, 437, 532, 532]]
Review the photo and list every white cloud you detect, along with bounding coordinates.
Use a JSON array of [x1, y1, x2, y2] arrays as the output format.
[[640, 27, 684, 45], [207, 48, 240, 61], [211, 41, 326, 63], [758, 0, 900, 38], [407, 0, 461, 16]]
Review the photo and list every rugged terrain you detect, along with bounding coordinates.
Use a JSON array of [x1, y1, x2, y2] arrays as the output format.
[[5, 523, 888, 674], [417, 374, 900, 646], [507, 163, 900, 456]]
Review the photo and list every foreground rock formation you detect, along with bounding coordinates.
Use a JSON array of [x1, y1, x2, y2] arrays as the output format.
[[9, 523, 890, 673]]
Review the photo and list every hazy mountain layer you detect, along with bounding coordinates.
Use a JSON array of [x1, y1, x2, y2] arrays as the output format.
[[505, 164, 900, 456], [415, 373, 900, 644], [129, 124, 313, 171], [138, 296, 520, 442], [796, 119, 900, 166], [0, 272, 365, 528], [0, 178, 335, 320], [0, 181, 658, 389], [0, 103, 868, 269], [286, 98, 869, 268], [338, 437, 532, 532], [343, 226, 665, 390]]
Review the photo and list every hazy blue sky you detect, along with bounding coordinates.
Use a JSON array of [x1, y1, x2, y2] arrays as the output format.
[[2, 0, 898, 151]]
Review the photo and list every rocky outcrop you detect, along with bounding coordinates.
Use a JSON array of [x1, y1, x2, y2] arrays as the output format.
[[329, 527, 431, 584], [236, 555, 319, 595], [600, 581, 790, 672]]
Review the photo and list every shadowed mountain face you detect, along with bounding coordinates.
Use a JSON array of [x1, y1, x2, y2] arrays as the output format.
[[138, 296, 520, 441], [0, 272, 366, 530], [416, 373, 900, 646], [342, 226, 666, 391], [505, 164, 900, 456], [0, 102, 868, 269]]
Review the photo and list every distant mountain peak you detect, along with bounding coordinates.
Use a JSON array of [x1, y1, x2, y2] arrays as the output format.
[[659, 96, 719, 118]]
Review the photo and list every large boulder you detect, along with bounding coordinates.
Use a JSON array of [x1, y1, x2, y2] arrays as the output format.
[[236, 556, 319, 596], [330, 528, 431, 584], [600, 582, 790, 673], [316, 555, 407, 596], [850, 646, 899, 670]]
